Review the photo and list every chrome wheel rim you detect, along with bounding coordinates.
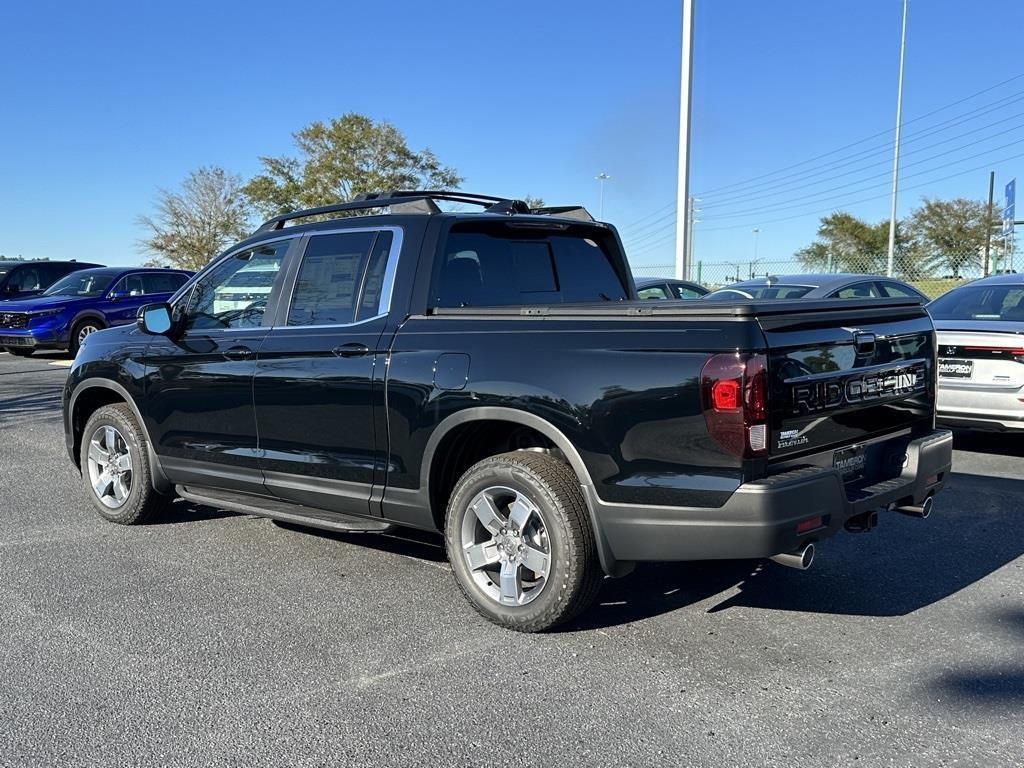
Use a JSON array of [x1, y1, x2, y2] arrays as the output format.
[[87, 425, 133, 509], [460, 486, 551, 607], [78, 324, 98, 345]]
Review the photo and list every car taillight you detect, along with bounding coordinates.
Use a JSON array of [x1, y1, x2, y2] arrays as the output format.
[[701, 352, 769, 459]]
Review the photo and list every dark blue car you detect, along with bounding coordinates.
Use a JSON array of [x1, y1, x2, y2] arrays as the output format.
[[0, 266, 192, 357], [0, 260, 104, 301]]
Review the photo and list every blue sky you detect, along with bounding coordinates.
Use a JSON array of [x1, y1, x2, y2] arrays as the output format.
[[1, 0, 1023, 269]]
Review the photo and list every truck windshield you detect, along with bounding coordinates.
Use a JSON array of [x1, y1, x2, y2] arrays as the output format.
[[43, 272, 115, 297], [434, 225, 628, 307]]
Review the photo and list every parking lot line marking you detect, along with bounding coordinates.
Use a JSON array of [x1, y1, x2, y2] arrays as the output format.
[[48, 360, 73, 368]]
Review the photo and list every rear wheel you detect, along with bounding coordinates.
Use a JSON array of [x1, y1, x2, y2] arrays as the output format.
[[445, 451, 603, 632], [69, 319, 103, 356], [5, 347, 33, 357], [80, 403, 171, 524]]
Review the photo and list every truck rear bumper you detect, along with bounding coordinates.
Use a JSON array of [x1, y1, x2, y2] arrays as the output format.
[[585, 429, 953, 572]]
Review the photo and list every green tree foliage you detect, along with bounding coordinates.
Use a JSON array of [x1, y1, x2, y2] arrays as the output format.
[[242, 113, 462, 220], [795, 212, 897, 274], [138, 167, 253, 271], [907, 197, 999, 278]]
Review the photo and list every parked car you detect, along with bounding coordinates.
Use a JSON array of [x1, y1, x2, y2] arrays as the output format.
[[63, 191, 951, 632], [704, 274, 929, 302], [0, 266, 191, 356], [927, 273, 1024, 431], [634, 276, 708, 300], [0, 260, 103, 301]]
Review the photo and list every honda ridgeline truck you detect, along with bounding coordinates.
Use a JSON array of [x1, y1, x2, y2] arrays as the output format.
[[62, 191, 953, 631]]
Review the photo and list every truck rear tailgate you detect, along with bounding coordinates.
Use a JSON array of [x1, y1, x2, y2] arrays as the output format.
[[756, 299, 935, 459]]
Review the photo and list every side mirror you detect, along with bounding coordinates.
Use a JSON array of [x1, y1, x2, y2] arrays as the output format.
[[138, 303, 173, 335]]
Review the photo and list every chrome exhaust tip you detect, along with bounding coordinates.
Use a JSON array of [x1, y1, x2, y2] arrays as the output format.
[[895, 495, 933, 519], [769, 542, 815, 570]]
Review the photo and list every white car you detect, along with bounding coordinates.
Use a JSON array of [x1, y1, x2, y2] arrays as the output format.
[[928, 274, 1024, 431]]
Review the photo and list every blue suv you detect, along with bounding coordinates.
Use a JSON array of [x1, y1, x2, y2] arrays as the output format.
[[0, 266, 192, 356]]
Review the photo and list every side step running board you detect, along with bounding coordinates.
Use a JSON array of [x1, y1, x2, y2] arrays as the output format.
[[176, 485, 394, 534]]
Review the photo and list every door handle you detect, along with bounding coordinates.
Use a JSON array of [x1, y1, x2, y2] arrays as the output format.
[[332, 343, 370, 358], [223, 345, 255, 361]]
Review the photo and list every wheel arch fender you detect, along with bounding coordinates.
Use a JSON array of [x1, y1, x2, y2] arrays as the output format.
[[68, 378, 172, 494], [421, 406, 629, 577]]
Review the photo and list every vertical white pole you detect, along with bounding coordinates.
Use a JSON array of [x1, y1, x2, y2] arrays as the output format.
[[886, 0, 909, 278], [675, 0, 695, 280]]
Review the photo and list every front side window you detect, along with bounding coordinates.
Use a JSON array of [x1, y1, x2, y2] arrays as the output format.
[[287, 232, 377, 326], [637, 286, 669, 300], [43, 271, 115, 297], [184, 242, 288, 331], [110, 274, 146, 297]]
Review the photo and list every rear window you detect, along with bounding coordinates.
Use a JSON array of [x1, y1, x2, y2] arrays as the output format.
[[705, 284, 813, 300], [928, 285, 1024, 321], [433, 225, 628, 308]]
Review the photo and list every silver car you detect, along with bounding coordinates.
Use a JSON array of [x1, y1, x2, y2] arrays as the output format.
[[928, 273, 1024, 431]]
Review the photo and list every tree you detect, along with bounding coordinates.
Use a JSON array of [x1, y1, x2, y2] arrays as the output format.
[[795, 212, 891, 273], [907, 197, 999, 278], [138, 167, 252, 271], [242, 113, 462, 220]]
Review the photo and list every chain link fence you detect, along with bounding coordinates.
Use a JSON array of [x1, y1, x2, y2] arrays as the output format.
[[630, 249, 1018, 300]]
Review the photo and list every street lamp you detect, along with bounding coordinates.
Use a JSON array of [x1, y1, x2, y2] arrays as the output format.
[[596, 173, 610, 219]]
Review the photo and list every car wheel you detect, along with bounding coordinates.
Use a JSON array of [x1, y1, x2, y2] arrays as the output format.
[[70, 319, 103, 356], [80, 403, 171, 525], [445, 451, 603, 632], [5, 347, 33, 357]]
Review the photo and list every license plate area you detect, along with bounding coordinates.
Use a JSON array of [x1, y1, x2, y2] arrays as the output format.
[[833, 445, 867, 482], [938, 358, 973, 378]]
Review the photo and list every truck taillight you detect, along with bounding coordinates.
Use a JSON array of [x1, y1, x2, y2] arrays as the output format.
[[701, 352, 769, 459]]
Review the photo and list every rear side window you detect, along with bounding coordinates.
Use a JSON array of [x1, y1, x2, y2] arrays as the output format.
[[672, 283, 704, 299], [832, 282, 881, 299], [142, 272, 189, 294], [434, 226, 627, 307], [879, 281, 922, 299], [288, 231, 381, 326]]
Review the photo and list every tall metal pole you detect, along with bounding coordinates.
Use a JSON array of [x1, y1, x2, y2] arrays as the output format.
[[685, 196, 696, 273], [596, 173, 610, 219], [984, 170, 995, 276], [675, 0, 695, 280], [886, 0, 909, 277]]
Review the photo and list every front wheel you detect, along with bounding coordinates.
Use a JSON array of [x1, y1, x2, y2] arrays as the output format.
[[445, 451, 603, 632], [69, 319, 103, 356], [80, 403, 171, 524]]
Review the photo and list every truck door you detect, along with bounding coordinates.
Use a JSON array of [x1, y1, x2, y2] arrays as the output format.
[[253, 228, 399, 516]]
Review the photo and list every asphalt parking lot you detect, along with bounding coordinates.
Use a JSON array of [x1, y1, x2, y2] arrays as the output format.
[[0, 351, 1021, 767]]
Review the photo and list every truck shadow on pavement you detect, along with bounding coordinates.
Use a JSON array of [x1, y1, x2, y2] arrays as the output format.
[[565, 470, 1024, 631], [951, 429, 1024, 457]]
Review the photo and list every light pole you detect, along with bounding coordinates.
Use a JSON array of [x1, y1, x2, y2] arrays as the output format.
[[886, 0, 909, 277], [596, 173, 610, 219], [675, 0, 695, 280], [750, 228, 761, 277]]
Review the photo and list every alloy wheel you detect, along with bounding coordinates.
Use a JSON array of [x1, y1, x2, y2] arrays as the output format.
[[460, 485, 552, 606], [86, 425, 133, 509]]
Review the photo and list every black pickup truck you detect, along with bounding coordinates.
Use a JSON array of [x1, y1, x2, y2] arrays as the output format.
[[63, 191, 952, 631]]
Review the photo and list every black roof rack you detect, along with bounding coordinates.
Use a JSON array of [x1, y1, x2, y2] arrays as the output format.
[[254, 190, 594, 233]]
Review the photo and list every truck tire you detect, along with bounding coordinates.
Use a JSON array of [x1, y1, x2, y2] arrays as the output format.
[[80, 403, 171, 525], [445, 451, 603, 632], [5, 347, 33, 357], [69, 319, 104, 356]]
